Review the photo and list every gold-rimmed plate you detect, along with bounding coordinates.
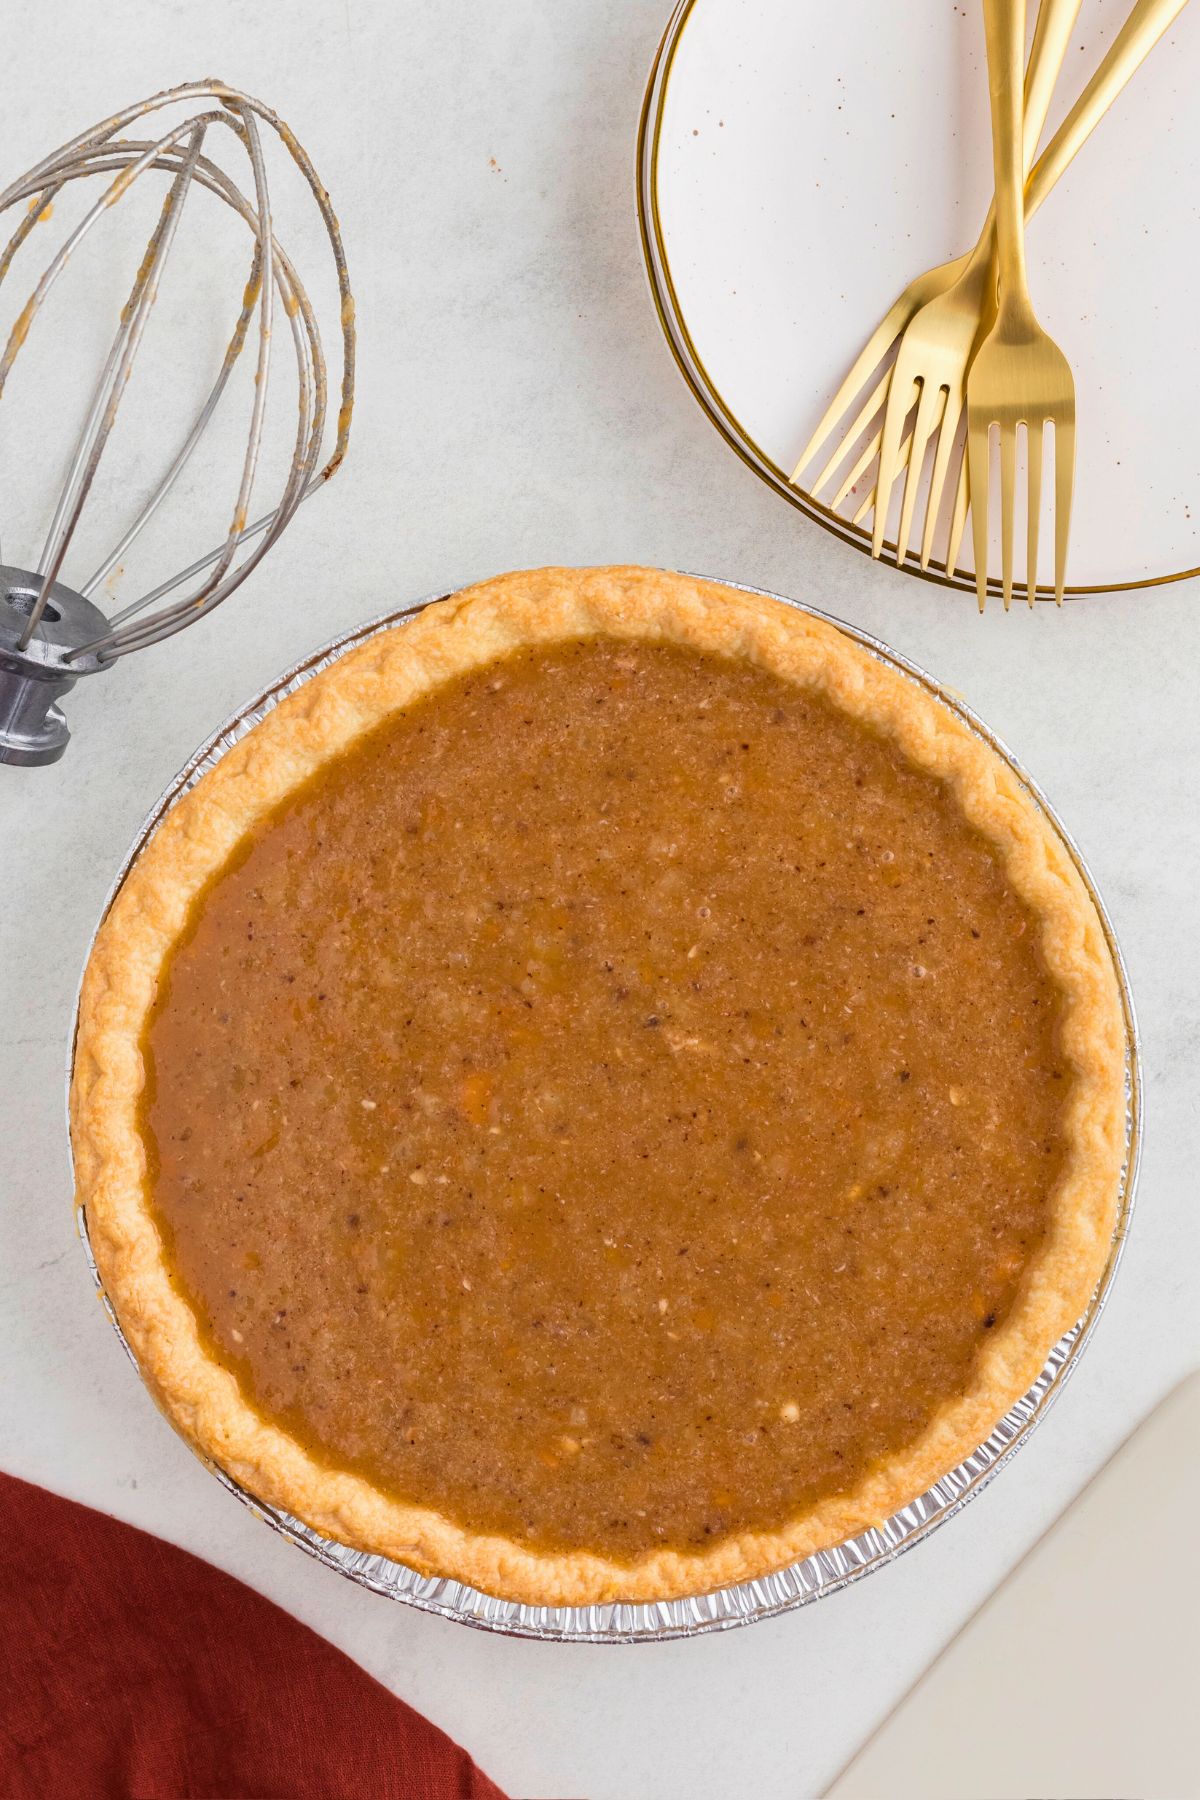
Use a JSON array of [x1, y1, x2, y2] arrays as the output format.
[[638, 0, 1200, 598]]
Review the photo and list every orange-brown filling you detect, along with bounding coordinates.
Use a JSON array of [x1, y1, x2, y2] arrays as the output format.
[[142, 637, 1067, 1557]]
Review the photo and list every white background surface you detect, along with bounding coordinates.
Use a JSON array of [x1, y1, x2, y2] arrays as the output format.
[[1, 4, 1197, 1798]]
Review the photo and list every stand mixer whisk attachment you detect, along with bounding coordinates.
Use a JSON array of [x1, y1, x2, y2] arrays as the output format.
[[0, 80, 354, 765]]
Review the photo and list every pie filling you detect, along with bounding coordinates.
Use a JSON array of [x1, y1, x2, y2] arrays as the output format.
[[142, 636, 1068, 1559]]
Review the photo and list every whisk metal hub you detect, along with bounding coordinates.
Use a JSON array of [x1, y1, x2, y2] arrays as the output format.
[[0, 567, 110, 764]]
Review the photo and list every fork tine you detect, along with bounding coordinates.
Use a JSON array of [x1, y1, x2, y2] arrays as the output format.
[[945, 450, 970, 581], [832, 421, 883, 513], [895, 380, 946, 566], [814, 369, 890, 500], [968, 420, 990, 613], [1053, 414, 1075, 605], [920, 396, 962, 570], [851, 423, 914, 527], [998, 425, 1017, 612], [1025, 421, 1044, 607], [872, 376, 918, 559], [789, 295, 914, 484]]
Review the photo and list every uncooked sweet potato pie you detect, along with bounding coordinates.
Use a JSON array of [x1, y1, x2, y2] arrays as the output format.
[[72, 568, 1126, 1605]]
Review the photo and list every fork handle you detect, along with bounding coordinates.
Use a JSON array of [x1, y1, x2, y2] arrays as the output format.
[[1026, 0, 1193, 221], [1023, 0, 1084, 165], [981, 0, 1032, 307], [962, 0, 1079, 273]]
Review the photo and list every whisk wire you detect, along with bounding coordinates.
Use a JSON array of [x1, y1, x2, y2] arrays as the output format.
[[97, 155, 328, 657], [25, 124, 210, 646]]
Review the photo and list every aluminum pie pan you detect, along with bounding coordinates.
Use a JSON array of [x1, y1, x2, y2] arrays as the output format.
[[69, 576, 1141, 1643]]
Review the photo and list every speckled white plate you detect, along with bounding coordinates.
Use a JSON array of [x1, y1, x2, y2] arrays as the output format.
[[639, 0, 1200, 597]]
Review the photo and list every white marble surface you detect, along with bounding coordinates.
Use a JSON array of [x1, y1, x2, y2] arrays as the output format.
[[1, 4, 1197, 1798]]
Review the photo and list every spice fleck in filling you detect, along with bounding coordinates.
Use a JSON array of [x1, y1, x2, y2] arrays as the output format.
[[143, 637, 1067, 1556]]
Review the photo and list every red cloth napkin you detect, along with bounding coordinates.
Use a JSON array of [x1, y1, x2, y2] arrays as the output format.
[[0, 1472, 508, 1799]]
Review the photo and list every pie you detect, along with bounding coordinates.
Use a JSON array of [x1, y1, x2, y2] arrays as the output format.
[[71, 566, 1127, 1607]]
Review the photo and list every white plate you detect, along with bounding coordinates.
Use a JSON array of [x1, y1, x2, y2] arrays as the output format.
[[639, 0, 1200, 596]]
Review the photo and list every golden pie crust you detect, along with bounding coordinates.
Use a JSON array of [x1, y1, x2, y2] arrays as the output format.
[[71, 567, 1127, 1606]]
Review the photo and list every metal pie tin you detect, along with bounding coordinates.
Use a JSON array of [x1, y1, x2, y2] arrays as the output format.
[[70, 578, 1141, 1642]]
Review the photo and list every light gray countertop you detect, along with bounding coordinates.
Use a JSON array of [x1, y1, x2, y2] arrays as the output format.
[[2, 4, 1197, 1797]]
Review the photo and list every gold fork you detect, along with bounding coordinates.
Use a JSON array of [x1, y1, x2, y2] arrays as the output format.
[[968, 0, 1075, 609], [871, 0, 1081, 573], [950, 0, 1193, 597], [794, 0, 1193, 594], [785, 2, 1075, 514]]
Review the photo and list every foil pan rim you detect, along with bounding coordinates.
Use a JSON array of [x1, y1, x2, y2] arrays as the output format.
[[68, 576, 1141, 1643]]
